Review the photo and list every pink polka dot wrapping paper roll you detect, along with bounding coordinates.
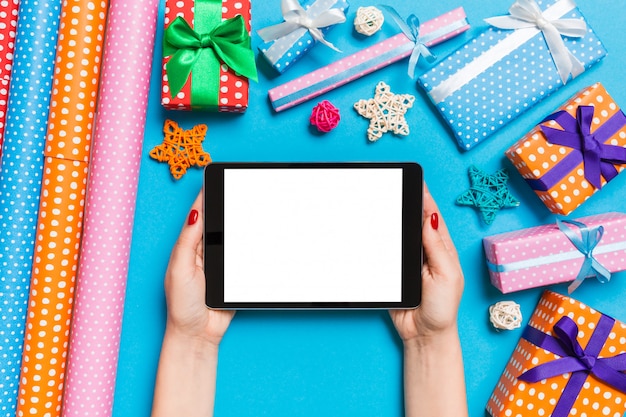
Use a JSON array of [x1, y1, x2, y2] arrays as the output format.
[[59, 0, 158, 415], [0, 0, 62, 415], [268, 7, 469, 112], [483, 212, 626, 294], [0, 0, 19, 157], [486, 290, 626, 417], [161, 0, 253, 112], [15, 1, 109, 416]]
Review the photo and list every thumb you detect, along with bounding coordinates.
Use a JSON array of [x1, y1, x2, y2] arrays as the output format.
[[168, 192, 203, 274]]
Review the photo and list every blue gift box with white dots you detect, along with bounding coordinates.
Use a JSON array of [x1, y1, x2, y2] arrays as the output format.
[[257, 0, 349, 74], [417, 0, 607, 152]]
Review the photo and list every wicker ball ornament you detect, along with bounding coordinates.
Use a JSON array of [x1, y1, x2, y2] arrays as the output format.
[[354, 6, 384, 36], [310, 100, 341, 133]]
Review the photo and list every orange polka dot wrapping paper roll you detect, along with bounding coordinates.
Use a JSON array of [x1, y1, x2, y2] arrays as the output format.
[[0, 0, 19, 157], [161, 0, 256, 112], [486, 290, 626, 417], [506, 82, 626, 216], [15, 1, 109, 417]]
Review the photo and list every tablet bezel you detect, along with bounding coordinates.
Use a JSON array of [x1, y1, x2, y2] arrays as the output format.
[[203, 162, 423, 309]]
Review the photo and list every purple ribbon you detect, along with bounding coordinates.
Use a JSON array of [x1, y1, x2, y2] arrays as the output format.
[[519, 314, 626, 417], [525, 105, 626, 191]]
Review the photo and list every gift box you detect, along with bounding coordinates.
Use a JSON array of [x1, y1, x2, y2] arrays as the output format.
[[161, 0, 257, 112], [258, 0, 349, 74], [506, 83, 626, 215], [417, 0, 607, 151], [486, 290, 626, 417], [269, 7, 469, 112], [484, 212, 626, 294]]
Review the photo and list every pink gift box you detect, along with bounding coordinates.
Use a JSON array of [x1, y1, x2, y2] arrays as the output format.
[[483, 212, 626, 294], [268, 7, 469, 112]]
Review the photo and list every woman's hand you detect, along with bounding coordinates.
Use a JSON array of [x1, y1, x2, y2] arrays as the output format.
[[164, 191, 234, 346], [390, 183, 464, 345]]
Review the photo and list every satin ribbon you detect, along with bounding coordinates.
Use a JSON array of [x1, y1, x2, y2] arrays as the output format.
[[519, 314, 626, 417], [485, 0, 586, 84], [556, 219, 611, 293], [379, 6, 436, 79], [164, 13, 257, 99], [257, 0, 346, 52], [536, 106, 626, 190]]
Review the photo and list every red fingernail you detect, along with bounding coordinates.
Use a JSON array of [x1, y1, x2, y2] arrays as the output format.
[[188, 209, 199, 225], [431, 213, 439, 230]]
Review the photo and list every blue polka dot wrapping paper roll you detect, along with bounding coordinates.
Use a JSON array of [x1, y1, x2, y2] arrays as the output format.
[[0, 0, 62, 415], [417, 0, 607, 152]]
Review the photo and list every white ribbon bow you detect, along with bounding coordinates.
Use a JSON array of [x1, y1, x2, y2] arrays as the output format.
[[257, 0, 346, 52], [485, 0, 587, 84]]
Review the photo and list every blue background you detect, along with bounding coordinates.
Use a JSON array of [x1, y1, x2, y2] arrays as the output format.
[[113, 1, 626, 416]]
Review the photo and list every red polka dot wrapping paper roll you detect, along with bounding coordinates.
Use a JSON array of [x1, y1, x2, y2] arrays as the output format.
[[486, 290, 626, 417], [15, 1, 109, 416], [59, 0, 158, 415], [0, 0, 19, 157], [161, 0, 253, 112]]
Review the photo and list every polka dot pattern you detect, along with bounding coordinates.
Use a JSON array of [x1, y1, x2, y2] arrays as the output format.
[[486, 291, 626, 417], [506, 83, 626, 216], [418, 0, 607, 151], [484, 212, 626, 293], [60, 0, 158, 415], [0, 0, 20, 155], [269, 8, 469, 112], [0, 0, 62, 414], [161, 0, 250, 112], [258, 0, 349, 74], [15, 1, 108, 416]]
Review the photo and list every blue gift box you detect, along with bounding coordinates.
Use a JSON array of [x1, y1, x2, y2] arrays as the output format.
[[258, 0, 349, 74], [417, 0, 607, 152]]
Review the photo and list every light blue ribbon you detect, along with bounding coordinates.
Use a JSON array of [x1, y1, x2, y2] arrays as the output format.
[[557, 219, 611, 293], [379, 6, 436, 79]]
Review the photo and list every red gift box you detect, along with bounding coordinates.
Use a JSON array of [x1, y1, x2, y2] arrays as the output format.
[[161, 0, 253, 112]]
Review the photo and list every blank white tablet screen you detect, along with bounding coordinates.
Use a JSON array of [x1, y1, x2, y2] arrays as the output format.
[[223, 168, 403, 303]]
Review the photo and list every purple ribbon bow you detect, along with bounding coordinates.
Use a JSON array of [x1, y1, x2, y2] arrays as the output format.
[[527, 105, 626, 191], [519, 314, 626, 417]]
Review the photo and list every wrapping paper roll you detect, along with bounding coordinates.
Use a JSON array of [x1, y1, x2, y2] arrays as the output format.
[[15, 1, 109, 416], [0, 0, 62, 415], [60, 0, 159, 415], [0, 0, 19, 155]]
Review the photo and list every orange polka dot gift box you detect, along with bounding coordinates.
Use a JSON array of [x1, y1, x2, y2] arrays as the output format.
[[486, 290, 626, 417], [506, 82, 626, 216], [161, 0, 258, 112]]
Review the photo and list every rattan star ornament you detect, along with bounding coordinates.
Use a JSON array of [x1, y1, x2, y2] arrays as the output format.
[[150, 119, 212, 180], [354, 81, 415, 142], [456, 165, 520, 225]]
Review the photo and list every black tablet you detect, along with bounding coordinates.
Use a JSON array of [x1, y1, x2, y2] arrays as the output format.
[[203, 162, 423, 309]]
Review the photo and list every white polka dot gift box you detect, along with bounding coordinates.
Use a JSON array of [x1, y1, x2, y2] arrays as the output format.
[[417, 0, 607, 152], [161, 0, 258, 112], [0, 0, 19, 155], [486, 290, 626, 417], [483, 212, 626, 294], [506, 82, 626, 216], [257, 0, 349, 75]]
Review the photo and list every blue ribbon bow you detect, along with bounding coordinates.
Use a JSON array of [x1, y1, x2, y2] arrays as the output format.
[[519, 314, 626, 417], [557, 219, 611, 293], [379, 6, 436, 78]]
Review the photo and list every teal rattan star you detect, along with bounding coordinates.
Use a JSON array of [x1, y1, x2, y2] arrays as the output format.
[[456, 165, 520, 225]]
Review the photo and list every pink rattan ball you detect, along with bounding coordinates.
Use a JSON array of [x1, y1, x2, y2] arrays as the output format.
[[309, 100, 341, 133]]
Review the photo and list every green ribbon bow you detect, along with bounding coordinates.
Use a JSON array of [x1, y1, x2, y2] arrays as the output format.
[[163, 13, 257, 106]]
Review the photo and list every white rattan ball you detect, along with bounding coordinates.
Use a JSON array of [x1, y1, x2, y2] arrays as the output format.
[[354, 6, 384, 36]]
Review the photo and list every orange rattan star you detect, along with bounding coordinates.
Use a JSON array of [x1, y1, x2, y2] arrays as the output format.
[[150, 119, 212, 180]]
